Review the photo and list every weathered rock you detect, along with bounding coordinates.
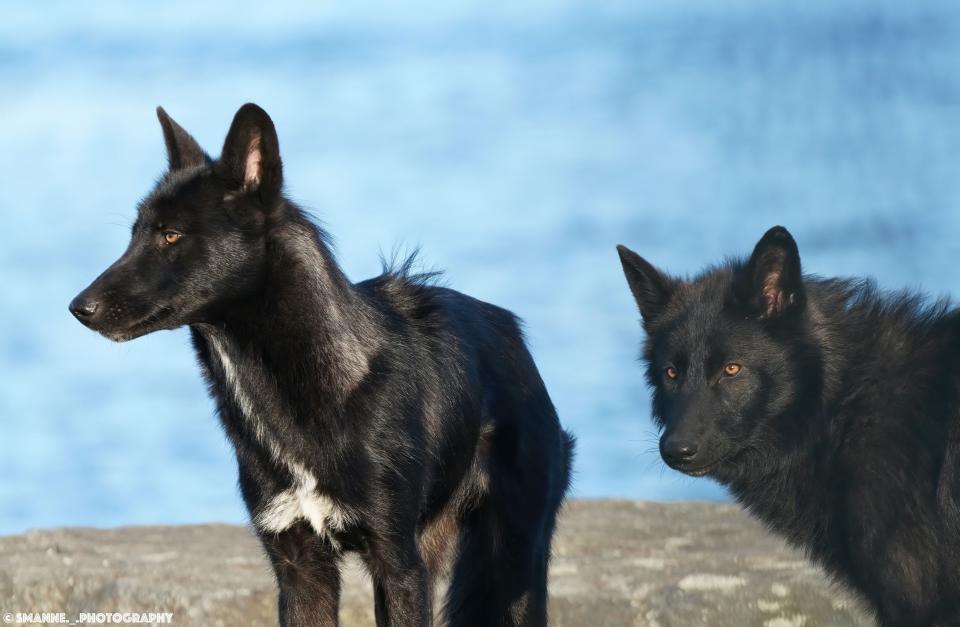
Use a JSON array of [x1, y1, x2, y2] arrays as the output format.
[[0, 500, 873, 626]]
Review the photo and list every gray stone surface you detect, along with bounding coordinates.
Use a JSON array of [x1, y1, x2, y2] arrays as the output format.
[[0, 500, 873, 626]]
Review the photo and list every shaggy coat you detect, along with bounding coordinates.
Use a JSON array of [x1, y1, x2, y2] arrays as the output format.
[[619, 226, 960, 627], [71, 104, 573, 627]]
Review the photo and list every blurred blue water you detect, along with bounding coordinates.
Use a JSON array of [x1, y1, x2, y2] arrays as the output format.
[[1, 0, 958, 534]]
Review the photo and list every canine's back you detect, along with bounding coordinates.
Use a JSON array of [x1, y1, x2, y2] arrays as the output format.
[[359, 271, 573, 500]]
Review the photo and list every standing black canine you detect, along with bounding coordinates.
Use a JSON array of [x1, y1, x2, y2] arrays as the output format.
[[618, 226, 960, 627], [70, 103, 573, 627]]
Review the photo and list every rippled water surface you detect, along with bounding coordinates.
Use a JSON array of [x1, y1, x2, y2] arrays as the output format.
[[1, 0, 958, 532]]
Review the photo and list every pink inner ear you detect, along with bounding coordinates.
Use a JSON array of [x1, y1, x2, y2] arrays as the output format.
[[761, 270, 784, 317], [243, 131, 262, 189]]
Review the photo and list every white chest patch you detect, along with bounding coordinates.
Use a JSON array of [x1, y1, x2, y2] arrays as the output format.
[[254, 467, 353, 538], [207, 335, 353, 540]]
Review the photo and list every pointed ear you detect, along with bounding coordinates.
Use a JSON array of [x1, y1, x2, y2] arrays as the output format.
[[740, 226, 805, 319], [617, 245, 674, 323], [218, 103, 282, 203], [156, 106, 208, 171]]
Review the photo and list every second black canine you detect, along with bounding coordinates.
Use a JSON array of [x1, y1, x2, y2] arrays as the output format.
[[70, 103, 574, 627], [619, 226, 960, 627]]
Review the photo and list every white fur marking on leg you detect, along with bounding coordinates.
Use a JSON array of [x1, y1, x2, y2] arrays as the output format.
[[255, 470, 352, 540], [256, 489, 301, 532]]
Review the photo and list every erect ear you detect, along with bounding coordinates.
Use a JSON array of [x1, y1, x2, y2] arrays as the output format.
[[218, 103, 282, 203], [617, 245, 674, 323], [740, 226, 805, 319], [156, 106, 208, 171]]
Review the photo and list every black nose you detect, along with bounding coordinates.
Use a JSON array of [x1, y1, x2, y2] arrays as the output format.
[[661, 438, 699, 467], [69, 296, 100, 319]]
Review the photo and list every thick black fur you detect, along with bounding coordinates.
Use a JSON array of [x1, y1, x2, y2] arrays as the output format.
[[70, 104, 573, 627], [618, 226, 960, 627]]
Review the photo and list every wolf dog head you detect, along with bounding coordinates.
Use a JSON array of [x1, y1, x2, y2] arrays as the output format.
[[70, 104, 283, 341], [618, 227, 822, 479]]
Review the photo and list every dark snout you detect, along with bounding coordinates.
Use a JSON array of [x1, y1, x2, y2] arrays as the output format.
[[660, 423, 718, 477], [69, 256, 122, 331], [69, 291, 102, 326], [68, 254, 167, 342], [660, 435, 699, 468], [69, 276, 144, 342], [69, 277, 117, 335]]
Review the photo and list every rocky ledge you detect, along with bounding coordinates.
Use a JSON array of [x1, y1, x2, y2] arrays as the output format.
[[0, 500, 873, 626]]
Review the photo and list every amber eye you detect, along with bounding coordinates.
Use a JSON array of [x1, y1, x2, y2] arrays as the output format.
[[163, 231, 182, 245], [665, 366, 679, 380], [723, 363, 742, 376]]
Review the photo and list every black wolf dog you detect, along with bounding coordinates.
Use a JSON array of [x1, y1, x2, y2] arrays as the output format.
[[70, 104, 573, 627], [618, 226, 960, 627]]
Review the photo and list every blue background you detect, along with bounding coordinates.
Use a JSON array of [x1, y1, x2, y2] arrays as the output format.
[[1, 0, 958, 533]]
